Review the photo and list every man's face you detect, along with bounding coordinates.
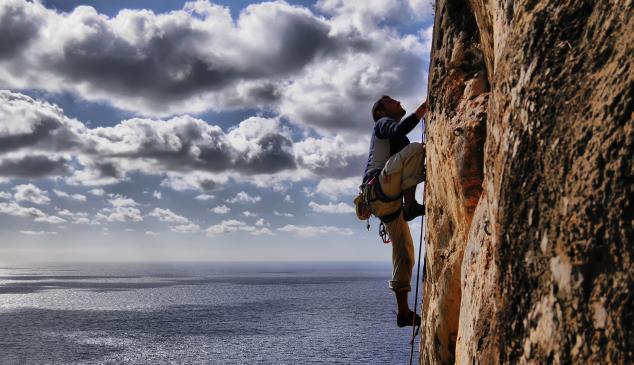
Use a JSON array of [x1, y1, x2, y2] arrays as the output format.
[[382, 97, 406, 120]]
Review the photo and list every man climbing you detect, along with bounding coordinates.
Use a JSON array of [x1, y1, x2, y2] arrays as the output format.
[[362, 95, 427, 327]]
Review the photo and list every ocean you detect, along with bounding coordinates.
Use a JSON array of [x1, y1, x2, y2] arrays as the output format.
[[0, 262, 421, 364]]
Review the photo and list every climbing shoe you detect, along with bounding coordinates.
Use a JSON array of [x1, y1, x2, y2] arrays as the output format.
[[397, 310, 421, 327], [403, 202, 425, 222]]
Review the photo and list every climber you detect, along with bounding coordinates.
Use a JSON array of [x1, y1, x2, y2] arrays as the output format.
[[362, 95, 427, 327]]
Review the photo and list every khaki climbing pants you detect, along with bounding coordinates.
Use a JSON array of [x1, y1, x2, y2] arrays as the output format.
[[370, 142, 426, 292]]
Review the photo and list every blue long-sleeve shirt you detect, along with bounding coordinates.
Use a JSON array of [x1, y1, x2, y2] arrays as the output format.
[[363, 113, 421, 183]]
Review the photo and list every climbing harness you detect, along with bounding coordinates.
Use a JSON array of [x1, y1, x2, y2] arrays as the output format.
[[354, 174, 403, 242]]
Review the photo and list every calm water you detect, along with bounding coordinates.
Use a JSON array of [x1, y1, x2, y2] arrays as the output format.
[[0, 262, 421, 364]]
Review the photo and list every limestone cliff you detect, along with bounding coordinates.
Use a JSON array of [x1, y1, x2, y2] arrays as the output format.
[[420, 0, 633, 364]]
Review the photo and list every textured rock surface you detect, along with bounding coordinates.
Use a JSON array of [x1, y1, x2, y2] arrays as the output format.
[[421, 0, 633, 364]]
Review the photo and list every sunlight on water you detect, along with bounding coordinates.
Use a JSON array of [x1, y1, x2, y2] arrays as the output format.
[[0, 262, 421, 364]]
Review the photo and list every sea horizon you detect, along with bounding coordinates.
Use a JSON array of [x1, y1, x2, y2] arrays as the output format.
[[0, 260, 422, 364]]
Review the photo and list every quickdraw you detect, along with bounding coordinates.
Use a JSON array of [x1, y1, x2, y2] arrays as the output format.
[[379, 221, 391, 244]]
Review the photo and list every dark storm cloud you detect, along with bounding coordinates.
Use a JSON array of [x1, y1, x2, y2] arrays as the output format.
[[0, 1, 429, 139], [0, 1, 40, 58], [0, 91, 85, 153], [55, 25, 242, 102], [304, 154, 367, 179], [0, 116, 81, 153], [0, 1, 362, 115], [234, 133, 297, 174], [0, 155, 69, 178], [1, 90, 367, 185]]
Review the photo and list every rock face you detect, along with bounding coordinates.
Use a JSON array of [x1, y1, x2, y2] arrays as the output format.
[[421, 0, 633, 364]]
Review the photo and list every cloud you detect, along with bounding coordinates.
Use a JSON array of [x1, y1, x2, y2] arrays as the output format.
[[0, 91, 303, 187], [0, 1, 428, 134], [20, 230, 58, 236], [169, 222, 200, 233], [0, 200, 46, 218], [0, 1, 358, 116], [205, 219, 272, 236], [210, 205, 230, 214], [0, 200, 80, 226], [149, 208, 190, 225], [13, 183, 50, 205], [242, 211, 258, 217], [33, 215, 66, 224], [57, 209, 94, 225], [195, 194, 215, 201], [227, 191, 261, 204], [53, 189, 87, 201], [0, 191, 11, 200], [0, 154, 70, 178], [315, 177, 360, 199], [89, 188, 105, 196], [152, 190, 162, 199], [0, 91, 86, 153], [273, 210, 294, 217], [277, 224, 354, 237], [308, 201, 354, 214], [107, 195, 139, 207], [96, 206, 143, 222], [293, 135, 367, 178], [149, 207, 199, 233]]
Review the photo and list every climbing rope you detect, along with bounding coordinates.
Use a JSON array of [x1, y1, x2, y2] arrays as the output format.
[[408, 212, 426, 365], [408, 117, 428, 365]]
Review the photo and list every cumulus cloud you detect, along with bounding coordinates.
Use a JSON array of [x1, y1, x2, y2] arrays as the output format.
[[227, 191, 261, 204], [53, 189, 87, 201], [0, 91, 308, 187], [210, 205, 230, 214], [169, 222, 200, 233], [273, 210, 294, 217], [149, 208, 199, 233], [277, 224, 353, 237], [20, 230, 58, 236], [206, 219, 272, 236], [0, 200, 46, 218], [107, 195, 139, 207], [149, 208, 190, 225], [315, 177, 360, 199], [0, 154, 70, 178], [0, 200, 77, 225], [195, 194, 214, 201], [308, 201, 354, 214], [13, 183, 50, 205], [293, 135, 367, 178], [34, 215, 66, 224], [152, 190, 162, 199], [57, 209, 93, 225], [0, 0, 364, 117], [89, 188, 105, 196], [0, 1, 428, 133], [96, 206, 143, 222]]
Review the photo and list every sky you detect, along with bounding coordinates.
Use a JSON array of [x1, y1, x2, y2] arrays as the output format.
[[0, 0, 434, 262]]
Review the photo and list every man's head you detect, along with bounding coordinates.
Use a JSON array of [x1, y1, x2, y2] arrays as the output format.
[[371, 95, 406, 122]]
